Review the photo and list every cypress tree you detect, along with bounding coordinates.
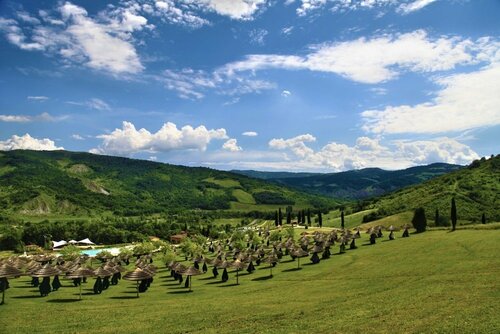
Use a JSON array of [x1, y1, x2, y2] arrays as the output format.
[[482, 213, 486, 224], [274, 211, 279, 227], [451, 198, 457, 231], [286, 211, 291, 225], [307, 209, 311, 226], [318, 211, 323, 228], [412, 207, 427, 233], [278, 208, 283, 226], [341, 210, 345, 229], [435, 209, 440, 226]]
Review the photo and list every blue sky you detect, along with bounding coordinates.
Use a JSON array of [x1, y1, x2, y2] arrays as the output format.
[[0, 0, 498, 171]]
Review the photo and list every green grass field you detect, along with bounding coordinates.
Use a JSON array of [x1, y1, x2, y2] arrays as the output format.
[[1, 230, 499, 333]]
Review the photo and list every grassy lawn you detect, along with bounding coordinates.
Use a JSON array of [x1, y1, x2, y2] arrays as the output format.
[[1, 230, 499, 333]]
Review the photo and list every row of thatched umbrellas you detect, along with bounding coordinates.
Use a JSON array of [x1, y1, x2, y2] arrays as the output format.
[[0, 225, 412, 303]]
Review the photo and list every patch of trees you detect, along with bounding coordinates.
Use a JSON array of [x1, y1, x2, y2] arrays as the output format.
[[253, 191, 295, 205]]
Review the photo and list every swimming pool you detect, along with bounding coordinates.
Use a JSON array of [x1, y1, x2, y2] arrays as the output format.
[[80, 247, 120, 257]]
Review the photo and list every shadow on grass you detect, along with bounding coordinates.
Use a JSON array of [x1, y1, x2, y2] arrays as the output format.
[[282, 268, 302, 272], [168, 290, 193, 294], [168, 286, 187, 290], [13, 285, 38, 289], [46, 299, 81, 303], [199, 276, 216, 281], [302, 262, 318, 266], [280, 259, 295, 263], [109, 296, 139, 299], [163, 282, 181, 286], [251, 275, 273, 281], [12, 295, 42, 299]]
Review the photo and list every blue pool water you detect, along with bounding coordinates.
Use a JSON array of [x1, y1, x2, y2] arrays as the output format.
[[80, 247, 118, 257]]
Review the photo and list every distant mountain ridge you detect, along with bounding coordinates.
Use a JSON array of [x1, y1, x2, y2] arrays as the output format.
[[232, 163, 463, 200]]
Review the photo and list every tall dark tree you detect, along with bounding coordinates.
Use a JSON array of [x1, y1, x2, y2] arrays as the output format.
[[411, 207, 427, 233], [274, 211, 279, 227], [286, 211, 291, 225], [278, 208, 283, 226], [481, 213, 486, 225], [451, 197, 457, 231], [340, 210, 345, 229], [434, 209, 440, 226], [307, 209, 311, 226], [318, 211, 323, 228]]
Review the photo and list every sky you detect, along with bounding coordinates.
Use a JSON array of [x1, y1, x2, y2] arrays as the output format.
[[0, 0, 499, 172]]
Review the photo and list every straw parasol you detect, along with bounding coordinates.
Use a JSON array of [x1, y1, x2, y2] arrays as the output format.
[[231, 259, 245, 285], [123, 268, 152, 298], [66, 267, 95, 300], [182, 267, 202, 291], [0, 264, 23, 305], [291, 248, 308, 270], [262, 255, 278, 277], [31, 264, 61, 297]]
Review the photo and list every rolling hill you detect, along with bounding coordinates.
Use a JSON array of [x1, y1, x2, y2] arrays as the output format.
[[0, 150, 338, 218], [233, 163, 462, 199], [366, 155, 500, 223]]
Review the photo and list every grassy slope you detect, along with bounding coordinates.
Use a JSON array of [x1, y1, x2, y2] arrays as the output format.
[[1, 230, 499, 333], [370, 155, 500, 222], [0, 150, 338, 218]]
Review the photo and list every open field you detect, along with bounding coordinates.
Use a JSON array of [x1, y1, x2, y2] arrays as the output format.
[[1, 230, 499, 333]]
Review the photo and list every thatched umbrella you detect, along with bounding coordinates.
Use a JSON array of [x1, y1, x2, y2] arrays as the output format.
[[31, 264, 61, 297], [262, 255, 278, 277], [182, 267, 202, 291], [219, 260, 230, 282], [93, 267, 112, 293], [291, 248, 308, 269], [231, 259, 245, 285], [66, 267, 95, 300], [0, 264, 23, 305], [123, 268, 151, 298], [310, 245, 323, 264]]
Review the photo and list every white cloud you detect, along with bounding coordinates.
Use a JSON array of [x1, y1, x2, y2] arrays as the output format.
[[269, 134, 316, 158], [67, 98, 111, 111], [249, 28, 268, 45], [222, 138, 242, 152], [281, 90, 292, 97], [200, 0, 267, 20], [0, 112, 66, 122], [158, 68, 276, 99], [71, 134, 85, 140], [153, 1, 209, 28], [268, 134, 479, 171], [281, 26, 294, 35], [242, 131, 258, 137], [91, 121, 228, 155], [221, 30, 490, 84], [0, 133, 63, 151], [398, 0, 438, 14], [362, 63, 500, 134], [27, 95, 49, 101], [0, 2, 144, 75]]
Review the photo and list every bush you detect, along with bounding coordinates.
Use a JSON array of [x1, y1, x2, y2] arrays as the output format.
[[253, 191, 295, 205], [412, 207, 427, 233]]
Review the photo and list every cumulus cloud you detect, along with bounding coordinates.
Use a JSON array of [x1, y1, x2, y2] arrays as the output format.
[[242, 131, 258, 136], [222, 138, 242, 152], [0, 112, 66, 122], [200, 0, 267, 20], [281, 90, 291, 97], [0, 133, 63, 151], [71, 134, 85, 140], [294, 0, 434, 16], [221, 30, 490, 84], [91, 121, 228, 155], [362, 62, 500, 134], [268, 134, 478, 171]]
